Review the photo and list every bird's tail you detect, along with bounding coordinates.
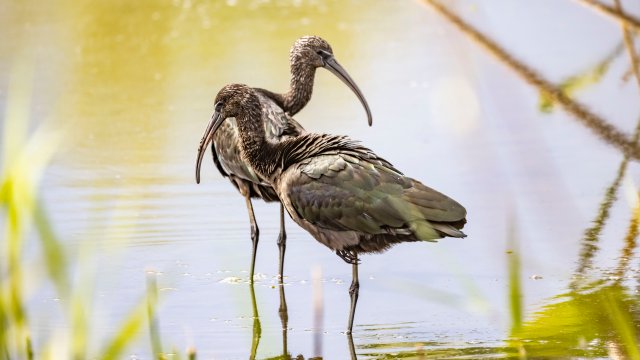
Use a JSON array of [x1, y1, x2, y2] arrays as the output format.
[[432, 222, 467, 238], [408, 220, 467, 241]]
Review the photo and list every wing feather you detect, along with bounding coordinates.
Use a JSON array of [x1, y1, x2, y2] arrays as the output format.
[[285, 153, 466, 241]]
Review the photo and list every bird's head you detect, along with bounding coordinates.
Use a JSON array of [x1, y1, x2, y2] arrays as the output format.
[[195, 84, 258, 184], [212, 83, 255, 119], [290, 35, 372, 125], [290, 35, 334, 68]]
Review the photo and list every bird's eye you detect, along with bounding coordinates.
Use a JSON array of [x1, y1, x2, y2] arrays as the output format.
[[214, 102, 223, 112], [316, 50, 331, 61]]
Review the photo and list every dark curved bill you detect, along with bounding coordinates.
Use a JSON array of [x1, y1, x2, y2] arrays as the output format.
[[195, 110, 224, 184], [323, 55, 373, 126]]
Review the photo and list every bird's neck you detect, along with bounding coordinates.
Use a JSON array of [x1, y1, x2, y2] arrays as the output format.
[[283, 62, 315, 115], [235, 106, 281, 178]]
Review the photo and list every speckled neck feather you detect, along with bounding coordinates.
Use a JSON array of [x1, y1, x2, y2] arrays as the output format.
[[282, 62, 315, 115]]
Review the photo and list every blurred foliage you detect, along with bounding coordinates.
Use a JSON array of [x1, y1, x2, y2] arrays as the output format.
[[538, 43, 624, 113], [507, 220, 522, 335], [510, 281, 640, 359], [0, 53, 193, 360]]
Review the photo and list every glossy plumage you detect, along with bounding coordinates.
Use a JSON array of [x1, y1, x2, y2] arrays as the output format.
[[195, 36, 373, 282], [198, 84, 468, 333], [211, 91, 302, 203]]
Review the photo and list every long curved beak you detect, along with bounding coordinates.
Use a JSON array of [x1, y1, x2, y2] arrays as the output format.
[[322, 53, 373, 126], [195, 109, 224, 184]]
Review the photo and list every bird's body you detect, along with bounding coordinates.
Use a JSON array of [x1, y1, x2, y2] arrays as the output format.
[[254, 133, 466, 260], [196, 36, 372, 281], [197, 84, 468, 333]]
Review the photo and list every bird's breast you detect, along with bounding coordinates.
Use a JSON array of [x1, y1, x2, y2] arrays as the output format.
[[212, 118, 265, 185]]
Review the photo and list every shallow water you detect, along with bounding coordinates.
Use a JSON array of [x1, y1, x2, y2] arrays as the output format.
[[2, 0, 640, 358]]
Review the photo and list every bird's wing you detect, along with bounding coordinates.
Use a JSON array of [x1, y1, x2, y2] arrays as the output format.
[[211, 119, 235, 179], [285, 154, 466, 240], [212, 118, 265, 185], [255, 91, 304, 140]]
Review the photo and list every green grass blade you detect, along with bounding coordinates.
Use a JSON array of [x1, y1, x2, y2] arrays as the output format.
[[101, 297, 148, 360], [146, 272, 163, 359], [539, 42, 624, 113], [602, 290, 640, 359], [507, 220, 522, 334], [33, 199, 69, 297]]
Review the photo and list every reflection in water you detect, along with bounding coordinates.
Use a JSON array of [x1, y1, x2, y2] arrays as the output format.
[[614, 205, 639, 281], [251, 281, 296, 360], [278, 280, 289, 359], [248, 279, 359, 360], [249, 283, 261, 360], [572, 105, 640, 284], [347, 333, 357, 360], [518, 149, 640, 357], [512, 282, 640, 359], [572, 152, 633, 286]]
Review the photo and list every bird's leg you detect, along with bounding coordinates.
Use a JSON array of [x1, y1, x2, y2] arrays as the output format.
[[347, 253, 359, 335], [278, 280, 289, 357], [277, 203, 287, 281], [244, 194, 259, 283]]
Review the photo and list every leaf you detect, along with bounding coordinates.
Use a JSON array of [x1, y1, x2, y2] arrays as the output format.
[[100, 298, 148, 360], [539, 43, 624, 113]]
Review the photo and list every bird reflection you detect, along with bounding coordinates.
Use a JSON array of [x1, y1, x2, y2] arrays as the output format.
[[249, 280, 293, 360], [347, 333, 357, 360], [249, 283, 261, 360], [248, 279, 359, 359], [278, 279, 289, 359]]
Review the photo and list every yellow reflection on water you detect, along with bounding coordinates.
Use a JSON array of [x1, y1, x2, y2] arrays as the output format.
[[0, 0, 389, 195], [1, 0, 375, 181]]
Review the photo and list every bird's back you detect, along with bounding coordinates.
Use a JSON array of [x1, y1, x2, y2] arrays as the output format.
[[274, 134, 467, 253]]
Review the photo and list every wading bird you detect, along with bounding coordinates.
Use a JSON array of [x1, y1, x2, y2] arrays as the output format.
[[196, 36, 372, 281], [196, 84, 467, 334]]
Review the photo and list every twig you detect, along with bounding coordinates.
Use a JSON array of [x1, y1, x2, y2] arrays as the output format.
[[614, 0, 640, 88], [419, 0, 640, 161], [574, 0, 640, 33]]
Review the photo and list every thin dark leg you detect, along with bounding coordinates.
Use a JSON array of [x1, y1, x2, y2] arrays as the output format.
[[244, 195, 259, 283], [347, 254, 359, 335], [347, 332, 357, 360], [278, 281, 289, 358], [277, 203, 287, 280]]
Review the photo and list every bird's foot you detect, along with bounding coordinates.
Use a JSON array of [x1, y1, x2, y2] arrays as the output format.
[[336, 250, 360, 265]]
